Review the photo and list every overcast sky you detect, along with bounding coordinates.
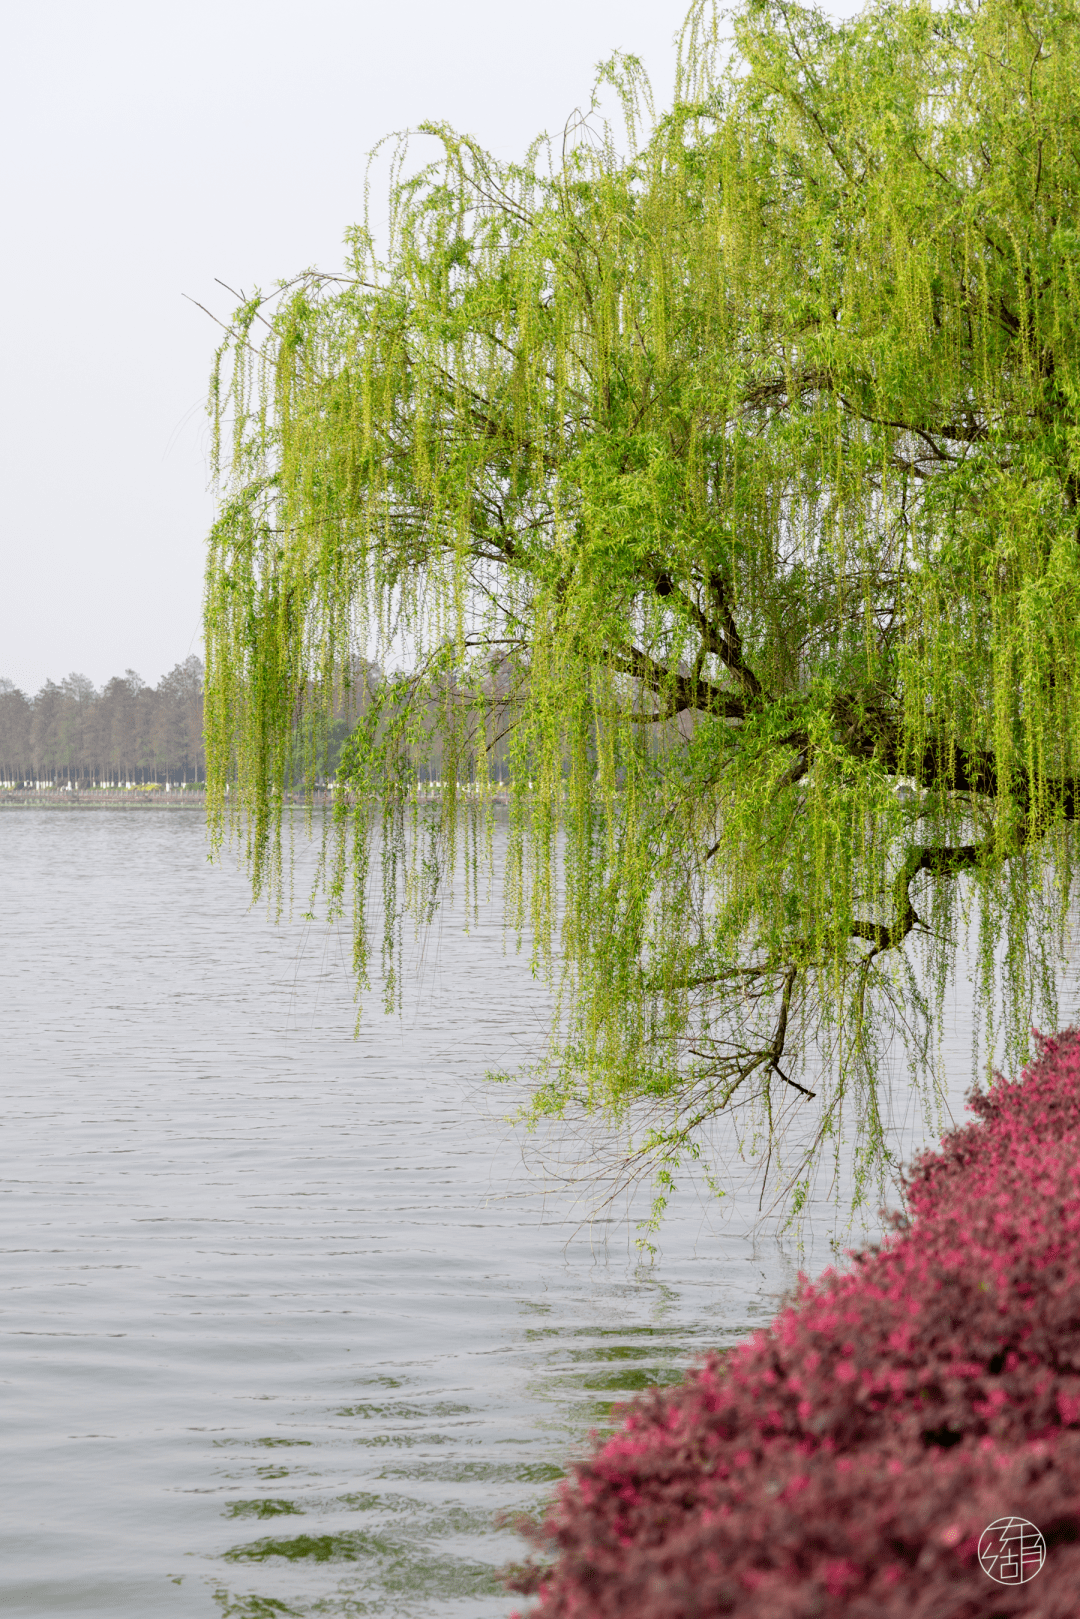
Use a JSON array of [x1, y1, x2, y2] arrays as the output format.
[[3, 0, 861, 697]]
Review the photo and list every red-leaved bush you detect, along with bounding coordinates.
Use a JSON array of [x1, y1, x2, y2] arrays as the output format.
[[506, 1030, 1080, 1616]]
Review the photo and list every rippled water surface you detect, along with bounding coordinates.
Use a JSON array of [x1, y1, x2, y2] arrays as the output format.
[[4, 808, 1046, 1618], [2, 810, 816, 1619]]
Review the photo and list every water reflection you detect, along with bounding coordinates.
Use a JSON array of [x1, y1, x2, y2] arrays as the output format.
[[207, 1307, 754, 1619]]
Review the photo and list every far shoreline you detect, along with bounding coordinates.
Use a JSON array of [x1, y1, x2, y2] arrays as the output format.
[[0, 788, 211, 810]]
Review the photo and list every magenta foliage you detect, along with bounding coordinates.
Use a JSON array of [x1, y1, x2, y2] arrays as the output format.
[[507, 1031, 1080, 1616]]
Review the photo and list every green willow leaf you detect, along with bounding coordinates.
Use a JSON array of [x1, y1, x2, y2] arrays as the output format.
[[205, 0, 1080, 1232]]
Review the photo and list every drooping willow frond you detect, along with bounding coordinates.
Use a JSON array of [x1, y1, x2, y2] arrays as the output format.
[[205, 0, 1080, 1231]]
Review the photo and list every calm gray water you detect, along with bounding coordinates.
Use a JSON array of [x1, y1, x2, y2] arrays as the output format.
[[2, 810, 828, 1619]]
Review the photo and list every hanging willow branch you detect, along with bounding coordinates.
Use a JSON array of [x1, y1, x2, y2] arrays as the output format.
[[204, 0, 1080, 1231]]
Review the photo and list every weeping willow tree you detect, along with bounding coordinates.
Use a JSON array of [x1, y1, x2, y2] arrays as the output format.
[[205, 0, 1080, 1227]]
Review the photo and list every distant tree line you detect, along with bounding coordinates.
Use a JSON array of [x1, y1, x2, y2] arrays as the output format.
[[0, 657, 206, 785], [0, 652, 517, 791]]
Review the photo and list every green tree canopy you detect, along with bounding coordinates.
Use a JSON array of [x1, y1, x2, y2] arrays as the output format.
[[205, 0, 1080, 1228]]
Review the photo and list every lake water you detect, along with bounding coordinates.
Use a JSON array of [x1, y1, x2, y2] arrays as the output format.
[[0, 808, 1056, 1618]]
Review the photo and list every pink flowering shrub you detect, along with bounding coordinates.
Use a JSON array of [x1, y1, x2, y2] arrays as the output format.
[[506, 1030, 1080, 1616]]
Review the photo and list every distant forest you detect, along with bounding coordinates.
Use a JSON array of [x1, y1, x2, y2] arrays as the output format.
[[0, 654, 517, 789], [0, 658, 205, 785]]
